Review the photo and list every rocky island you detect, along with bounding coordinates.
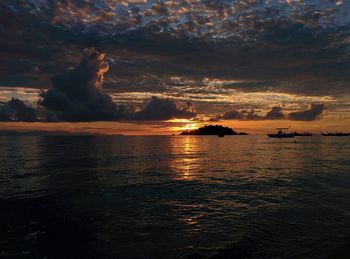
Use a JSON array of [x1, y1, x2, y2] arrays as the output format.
[[179, 125, 247, 136]]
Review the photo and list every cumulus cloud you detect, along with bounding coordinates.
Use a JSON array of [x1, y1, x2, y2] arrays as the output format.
[[287, 103, 327, 121], [37, 47, 197, 122], [39, 47, 123, 121], [0, 98, 37, 122], [134, 96, 196, 121]]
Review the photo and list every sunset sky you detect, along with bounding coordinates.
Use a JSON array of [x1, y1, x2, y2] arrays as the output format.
[[0, 0, 350, 134]]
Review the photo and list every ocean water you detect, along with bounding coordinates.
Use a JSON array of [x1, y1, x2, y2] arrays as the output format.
[[1, 135, 350, 258]]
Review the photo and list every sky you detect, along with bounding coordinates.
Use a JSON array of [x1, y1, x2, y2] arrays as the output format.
[[0, 0, 350, 134]]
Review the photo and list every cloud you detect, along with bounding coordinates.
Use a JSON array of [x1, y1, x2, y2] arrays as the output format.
[[222, 110, 244, 120], [287, 103, 327, 121], [221, 109, 261, 120], [1, 1, 350, 121], [35, 47, 198, 122], [0, 97, 37, 121], [265, 106, 286, 120], [39, 47, 123, 121], [134, 96, 196, 121], [37, 47, 198, 121], [219, 104, 327, 121]]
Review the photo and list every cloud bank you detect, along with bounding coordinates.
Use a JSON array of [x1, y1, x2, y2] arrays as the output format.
[[287, 103, 327, 121], [0, 98, 37, 122], [135, 97, 196, 121], [0, 44, 329, 123], [219, 104, 327, 121], [1, 0, 350, 98]]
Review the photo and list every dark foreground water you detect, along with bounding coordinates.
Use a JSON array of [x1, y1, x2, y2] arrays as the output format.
[[1, 135, 350, 259]]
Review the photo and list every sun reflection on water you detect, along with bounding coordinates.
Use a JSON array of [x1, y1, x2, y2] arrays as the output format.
[[169, 136, 203, 181]]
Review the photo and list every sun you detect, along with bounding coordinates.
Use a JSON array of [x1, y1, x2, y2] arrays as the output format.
[[183, 123, 198, 131], [167, 118, 199, 133]]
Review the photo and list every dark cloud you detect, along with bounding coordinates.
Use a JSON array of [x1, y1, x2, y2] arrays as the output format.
[[222, 110, 244, 120], [287, 103, 327, 121], [2, 2, 350, 82], [219, 104, 327, 121], [0, 97, 37, 121], [37, 47, 196, 122], [38, 47, 124, 121], [134, 96, 196, 121], [242, 109, 261, 120], [265, 106, 286, 120], [221, 109, 261, 120]]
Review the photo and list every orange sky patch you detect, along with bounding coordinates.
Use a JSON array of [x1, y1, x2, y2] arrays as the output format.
[[0, 116, 349, 136]]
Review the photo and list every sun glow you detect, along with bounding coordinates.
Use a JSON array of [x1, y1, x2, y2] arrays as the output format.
[[166, 118, 194, 123], [168, 121, 199, 133], [183, 123, 198, 131], [166, 118, 200, 133]]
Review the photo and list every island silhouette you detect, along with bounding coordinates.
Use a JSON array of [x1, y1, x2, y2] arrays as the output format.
[[179, 125, 248, 136]]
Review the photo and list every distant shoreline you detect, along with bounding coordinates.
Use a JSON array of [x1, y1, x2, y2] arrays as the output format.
[[0, 130, 123, 137], [0, 131, 343, 137]]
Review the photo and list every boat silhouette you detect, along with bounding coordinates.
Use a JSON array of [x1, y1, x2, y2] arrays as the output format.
[[321, 132, 350, 136], [293, 131, 312, 136], [267, 128, 294, 138]]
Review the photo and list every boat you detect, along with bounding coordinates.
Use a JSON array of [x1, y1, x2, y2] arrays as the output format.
[[293, 131, 312, 136], [321, 132, 350, 136], [217, 134, 225, 138], [267, 128, 294, 138]]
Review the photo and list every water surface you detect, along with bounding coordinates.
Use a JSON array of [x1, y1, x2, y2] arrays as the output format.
[[1, 135, 350, 258]]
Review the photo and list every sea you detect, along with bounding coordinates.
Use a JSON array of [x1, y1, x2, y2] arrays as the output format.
[[1, 135, 350, 258]]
